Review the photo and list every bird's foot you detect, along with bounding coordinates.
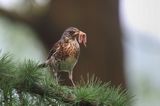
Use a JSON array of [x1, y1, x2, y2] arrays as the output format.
[[69, 73, 76, 87]]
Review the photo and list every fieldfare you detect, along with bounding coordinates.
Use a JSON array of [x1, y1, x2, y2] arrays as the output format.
[[39, 27, 87, 86]]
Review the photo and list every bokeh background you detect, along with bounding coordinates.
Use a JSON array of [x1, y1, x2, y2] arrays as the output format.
[[0, 0, 159, 106]]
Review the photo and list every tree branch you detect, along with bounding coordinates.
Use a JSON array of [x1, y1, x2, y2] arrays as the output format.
[[0, 53, 131, 106]]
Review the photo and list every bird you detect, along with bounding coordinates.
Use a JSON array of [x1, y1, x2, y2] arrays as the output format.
[[39, 27, 87, 86]]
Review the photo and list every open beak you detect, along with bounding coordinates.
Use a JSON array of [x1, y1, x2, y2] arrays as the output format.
[[77, 31, 87, 47]]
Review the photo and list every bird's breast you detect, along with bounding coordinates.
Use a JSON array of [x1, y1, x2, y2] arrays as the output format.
[[56, 41, 80, 60], [54, 41, 80, 71]]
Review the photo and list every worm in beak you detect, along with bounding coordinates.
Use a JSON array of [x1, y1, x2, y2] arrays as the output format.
[[78, 31, 87, 47]]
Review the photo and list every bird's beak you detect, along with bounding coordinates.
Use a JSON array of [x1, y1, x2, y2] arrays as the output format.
[[78, 31, 87, 47]]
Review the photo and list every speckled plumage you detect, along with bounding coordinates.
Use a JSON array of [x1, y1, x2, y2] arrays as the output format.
[[40, 27, 87, 86], [48, 37, 80, 72]]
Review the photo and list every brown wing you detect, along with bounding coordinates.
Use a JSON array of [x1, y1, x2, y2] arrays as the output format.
[[47, 41, 61, 60]]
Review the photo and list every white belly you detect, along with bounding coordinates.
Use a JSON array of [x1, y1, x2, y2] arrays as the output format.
[[58, 56, 77, 72]]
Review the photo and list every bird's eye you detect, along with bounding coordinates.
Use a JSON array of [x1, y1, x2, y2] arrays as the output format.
[[69, 31, 75, 35]]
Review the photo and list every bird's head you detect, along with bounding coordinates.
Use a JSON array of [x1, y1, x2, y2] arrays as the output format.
[[62, 27, 87, 46]]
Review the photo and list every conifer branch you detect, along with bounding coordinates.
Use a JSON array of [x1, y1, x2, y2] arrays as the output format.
[[0, 53, 132, 106]]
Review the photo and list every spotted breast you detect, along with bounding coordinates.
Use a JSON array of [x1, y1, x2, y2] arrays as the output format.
[[54, 39, 80, 72]]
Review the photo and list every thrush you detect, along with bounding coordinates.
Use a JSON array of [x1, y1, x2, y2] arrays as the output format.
[[39, 27, 87, 86]]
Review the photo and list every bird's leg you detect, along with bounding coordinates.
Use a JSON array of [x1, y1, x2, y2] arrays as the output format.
[[69, 71, 75, 87], [54, 71, 58, 83], [49, 66, 59, 84], [52, 69, 59, 84]]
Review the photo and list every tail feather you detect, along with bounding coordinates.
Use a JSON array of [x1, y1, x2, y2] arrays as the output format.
[[38, 63, 48, 68]]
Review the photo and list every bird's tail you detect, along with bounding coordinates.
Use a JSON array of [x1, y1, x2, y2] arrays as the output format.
[[38, 63, 48, 68]]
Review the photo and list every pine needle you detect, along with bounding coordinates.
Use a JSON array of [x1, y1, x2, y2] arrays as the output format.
[[0, 52, 132, 106]]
